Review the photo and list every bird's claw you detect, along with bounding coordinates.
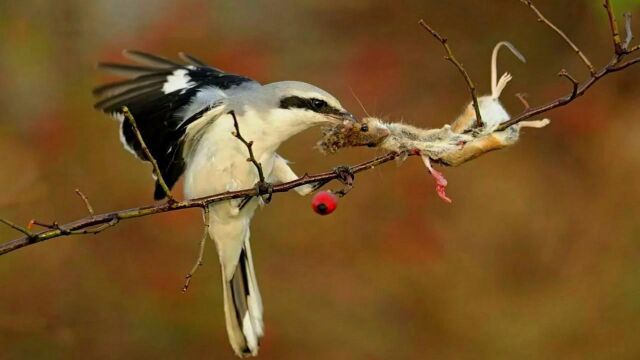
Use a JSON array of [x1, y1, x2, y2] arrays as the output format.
[[236, 181, 274, 210], [333, 165, 354, 197], [255, 180, 274, 204]]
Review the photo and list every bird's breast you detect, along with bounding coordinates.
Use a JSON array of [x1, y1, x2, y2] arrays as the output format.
[[183, 116, 276, 201]]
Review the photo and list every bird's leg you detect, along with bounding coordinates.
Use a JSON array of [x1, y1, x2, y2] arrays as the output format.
[[332, 165, 355, 197]]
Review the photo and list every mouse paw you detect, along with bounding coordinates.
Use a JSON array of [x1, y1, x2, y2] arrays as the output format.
[[421, 155, 452, 203]]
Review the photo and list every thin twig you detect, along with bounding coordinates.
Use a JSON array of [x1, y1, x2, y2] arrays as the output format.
[[0, 152, 404, 256], [521, 0, 596, 75], [2, 1, 640, 261], [558, 69, 579, 100], [229, 110, 274, 205], [75, 189, 95, 216], [495, 1, 640, 131], [28, 220, 57, 230], [418, 20, 483, 128], [0, 218, 35, 238], [515, 93, 531, 111], [611, 56, 640, 71], [623, 12, 635, 51], [229, 111, 265, 183], [603, 0, 625, 55], [498, 55, 640, 131], [122, 106, 176, 203], [182, 208, 209, 293]]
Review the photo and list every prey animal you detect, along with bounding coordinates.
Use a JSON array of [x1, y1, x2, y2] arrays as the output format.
[[93, 50, 357, 357], [317, 41, 550, 202]]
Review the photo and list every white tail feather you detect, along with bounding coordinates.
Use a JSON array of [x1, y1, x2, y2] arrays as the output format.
[[221, 235, 264, 358]]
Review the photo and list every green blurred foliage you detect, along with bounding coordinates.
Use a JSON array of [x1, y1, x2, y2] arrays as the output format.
[[1, 0, 640, 359]]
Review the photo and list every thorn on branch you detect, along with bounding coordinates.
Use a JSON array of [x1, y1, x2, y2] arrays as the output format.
[[74, 189, 95, 216], [522, 0, 596, 75], [418, 19, 483, 129], [122, 106, 176, 203], [558, 69, 579, 100], [0, 218, 35, 238]]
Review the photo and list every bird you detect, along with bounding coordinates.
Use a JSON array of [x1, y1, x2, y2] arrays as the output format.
[[93, 50, 356, 357]]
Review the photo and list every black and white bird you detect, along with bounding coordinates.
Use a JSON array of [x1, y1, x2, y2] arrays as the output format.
[[93, 50, 356, 357]]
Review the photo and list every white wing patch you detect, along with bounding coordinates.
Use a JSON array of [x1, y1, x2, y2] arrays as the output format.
[[162, 69, 193, 94]]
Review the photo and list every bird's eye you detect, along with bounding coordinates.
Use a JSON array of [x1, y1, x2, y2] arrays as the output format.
[[311, 99, 327, 110], [360, 124, 369, 132]]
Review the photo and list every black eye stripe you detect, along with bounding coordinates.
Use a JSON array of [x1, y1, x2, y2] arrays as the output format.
[[279, 95, 342, 116]]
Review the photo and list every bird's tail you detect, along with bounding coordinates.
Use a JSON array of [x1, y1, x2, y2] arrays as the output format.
[[222, 233, 264, 358]]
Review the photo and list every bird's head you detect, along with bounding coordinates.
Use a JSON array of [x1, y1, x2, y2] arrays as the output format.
[[263, 81, 356, 130]]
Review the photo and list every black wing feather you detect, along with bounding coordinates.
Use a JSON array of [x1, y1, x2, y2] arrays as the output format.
[[178, 52, 209, 67], [122, 50, 182, 68], [92, 74, 169, 97], [93, 50, 257, 199]]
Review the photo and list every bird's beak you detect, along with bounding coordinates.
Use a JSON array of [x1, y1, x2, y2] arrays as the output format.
[[340, 111, 357, 123]]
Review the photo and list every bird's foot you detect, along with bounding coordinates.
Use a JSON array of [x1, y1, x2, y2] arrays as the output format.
[[236, 180, 274, 210], [255, 180, 274, 204], [332, 165, 354, 197]]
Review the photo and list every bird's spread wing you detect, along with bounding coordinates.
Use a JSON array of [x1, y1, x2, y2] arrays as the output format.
[[93, 50, 260, 199]]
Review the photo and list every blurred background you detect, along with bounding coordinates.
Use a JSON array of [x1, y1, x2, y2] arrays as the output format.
[[1, 0, 640, 359]]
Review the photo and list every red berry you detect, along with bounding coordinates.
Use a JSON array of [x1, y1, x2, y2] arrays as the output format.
[[311, 191, 338, 215]]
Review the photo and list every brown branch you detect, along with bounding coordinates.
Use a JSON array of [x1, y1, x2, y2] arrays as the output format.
[[122, 106, 176, 203], [418, 19, 483, 129], [521, 0, 596, 75], [3, 1, 639, 260], [611, 56, 640, 71], [498, 56, 640, 131], [0, 152, 404, 256], [604, 0, 625, 55], [496, 1, 640, 131]]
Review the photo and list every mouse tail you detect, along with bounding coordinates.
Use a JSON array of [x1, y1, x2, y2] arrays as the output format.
[[491, 41, 527, 98]]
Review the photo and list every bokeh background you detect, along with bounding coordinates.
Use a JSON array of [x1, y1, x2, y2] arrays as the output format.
[[1, 0, 640, 359]]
